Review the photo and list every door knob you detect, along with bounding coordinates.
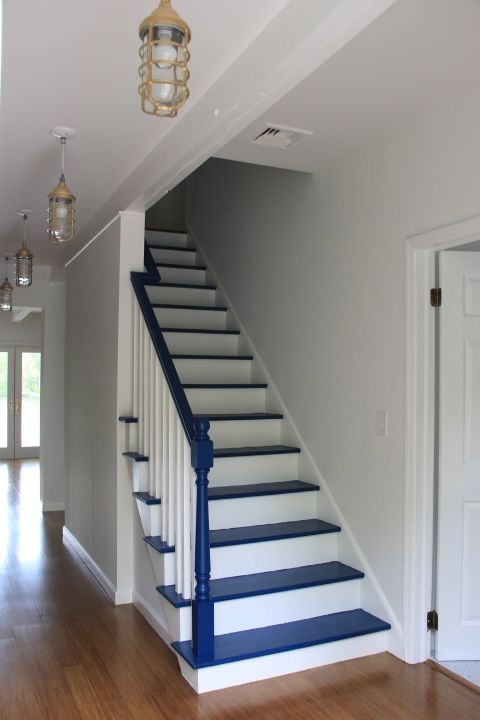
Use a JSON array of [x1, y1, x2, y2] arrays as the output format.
[[8, 399, 14, 416], [15, 399, 21, 415]]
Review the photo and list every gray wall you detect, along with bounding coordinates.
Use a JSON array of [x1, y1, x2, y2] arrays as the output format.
[[186, 86, 480, 625], [146, 182, 186, 231], [65, 219, 121, 584], [0, 312, 42, 345]]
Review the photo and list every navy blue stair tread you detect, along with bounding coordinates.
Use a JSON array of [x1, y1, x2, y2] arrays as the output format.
[[157, 585, 191, 608], [213, 445, 300, 458], [122, 451, 148, 462], [161, 328, 239, 335], [133, 491, 161, 505], [172, 354, 254, 361], [158, 562, 363, 608], [144, 536, 175, 554], [184, 383, 266, 390], [210, 519, 340, 547], [153, 303, 227, 312], [152, 281, 216, 290], [156, 262, 207, 271], [147, 244, 196, 252], [195, 412, 283, 422], [209, 480, 318, 500], [210, 562, 364, 602], [118, 416, 138, 424], [172, 609, 391, 669]]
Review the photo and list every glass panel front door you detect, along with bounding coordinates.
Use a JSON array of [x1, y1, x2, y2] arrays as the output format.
[[20, 352, 41, 450], [15, 349, 41, 459], [0, 347, 41, 460], [0, 348, 15, 460]]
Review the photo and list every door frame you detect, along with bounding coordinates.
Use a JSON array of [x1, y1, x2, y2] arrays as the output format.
[[404, 213, 480, 664], [0, 346, 15, 460], [0, 343, 41, 461]]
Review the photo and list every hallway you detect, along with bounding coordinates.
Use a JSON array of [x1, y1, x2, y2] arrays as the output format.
[[0, 460, 478, 719]]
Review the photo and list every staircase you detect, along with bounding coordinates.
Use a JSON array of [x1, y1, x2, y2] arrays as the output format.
[[121, 228, 390, 693]]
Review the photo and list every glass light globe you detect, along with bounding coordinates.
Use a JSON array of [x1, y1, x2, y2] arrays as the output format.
[[153, 82, 175, 103], [153, 41, 177, 67]]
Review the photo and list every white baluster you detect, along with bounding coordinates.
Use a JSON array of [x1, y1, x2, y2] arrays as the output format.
[[155, 362, 162, 500], [183, 435, 192, 600], [133, 303, 139, 418], [143, 325, 150, 462], [175, 417, 184, 596], [149, 341, 156, 497], [168, 393, 176, 550], [162, 376, 169, 541], [138, 317, 144, 455]]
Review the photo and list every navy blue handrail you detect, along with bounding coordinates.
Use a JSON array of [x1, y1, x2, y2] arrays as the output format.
[[131, 254, 214, 661], [144, 242, 160, 280], [130, 271, 194, 444]]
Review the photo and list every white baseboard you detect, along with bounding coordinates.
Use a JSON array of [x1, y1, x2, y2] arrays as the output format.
[[42, 501, 66, 512], [63, 526, 132, 605], [132, 589, 173, 648]]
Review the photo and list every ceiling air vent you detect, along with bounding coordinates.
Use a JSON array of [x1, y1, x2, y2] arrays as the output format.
[[252, 124, 313, 150]]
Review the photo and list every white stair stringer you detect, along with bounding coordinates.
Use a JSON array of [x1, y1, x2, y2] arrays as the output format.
[[177, 630, 389, 694]]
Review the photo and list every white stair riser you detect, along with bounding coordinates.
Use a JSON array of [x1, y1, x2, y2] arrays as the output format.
[[150, 248, 198, 265], [154, 306, 226, 330], [157, 266, 207, 285], [146, 285, 216, 306], [211, 533, 338, 579], [173, 358, 252, 384], [214, 579, 362, 635], [178, 631, 388, 694], [210, 452, 298, 486], [164, 331, 237, 355], [147, 546, 176, 586], [146, 230, 188, 248], [132, 463, 149, 493], [185, 387, 266, 414], [209, 491, 315, 530], [208, 418, 281, 447], [136, 500, 162, 537]]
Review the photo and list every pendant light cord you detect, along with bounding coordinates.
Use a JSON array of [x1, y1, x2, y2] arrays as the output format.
[[23, 214, 27, 247], [4, 256, 8, 280], [61, 137, 66, 179]]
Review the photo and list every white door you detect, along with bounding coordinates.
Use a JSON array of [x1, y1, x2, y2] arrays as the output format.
[[0, 347, 41, 461], [437, 251, 480, 660], [0, 347, 15, 460]]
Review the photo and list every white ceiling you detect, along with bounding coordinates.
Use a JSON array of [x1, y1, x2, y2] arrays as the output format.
[[0, 0, 422, 270], [0, 0, 290, 265], [217, 0, 480, 173]]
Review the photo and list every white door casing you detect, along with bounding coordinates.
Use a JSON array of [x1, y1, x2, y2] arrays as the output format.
[[437, 251, 480, 660], [0, 347, 15, 460]]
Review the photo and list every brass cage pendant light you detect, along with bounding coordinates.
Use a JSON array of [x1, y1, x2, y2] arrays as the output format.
[[138, 0, 191, 118], [48, 128, 76, 245], [15, 210, 34, 287], [0, 257, 13, 312]]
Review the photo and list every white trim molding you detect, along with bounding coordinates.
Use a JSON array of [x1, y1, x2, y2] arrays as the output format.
[[404, 213, 480, 663], [42, 501, 66, 512], [63, 526, 132, 606]]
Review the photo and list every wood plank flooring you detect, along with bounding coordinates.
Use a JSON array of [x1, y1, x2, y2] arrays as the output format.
[[0, 459, 478, 719]]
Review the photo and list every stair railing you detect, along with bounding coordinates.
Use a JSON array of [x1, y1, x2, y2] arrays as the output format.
[[130, 267, 214, 661]]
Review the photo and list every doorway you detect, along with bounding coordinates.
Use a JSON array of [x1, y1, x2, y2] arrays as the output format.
[[404, 214, 480, 672], [0, 346, 41, 460]]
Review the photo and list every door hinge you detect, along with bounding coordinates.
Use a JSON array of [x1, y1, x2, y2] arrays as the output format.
[[430, 288, 442, 307], [427, 610, 438, 631]]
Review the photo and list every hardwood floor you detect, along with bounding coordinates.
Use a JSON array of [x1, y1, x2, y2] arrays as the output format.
[[0, 460, 478, 719]]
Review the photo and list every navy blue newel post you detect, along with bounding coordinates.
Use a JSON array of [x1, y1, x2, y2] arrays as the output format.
[[191, 419, 215, 661]]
